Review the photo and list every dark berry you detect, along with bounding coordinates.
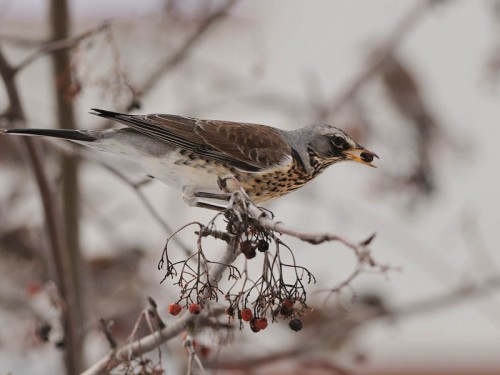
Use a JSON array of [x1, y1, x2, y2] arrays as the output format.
[[225, 306, 235, 316], [257, 239, 269, 252], [38, 323, 52, 342], [249, 318, 261, 332], [289, 318, 303, 332], [240, 241, 257, 259], [245, 248, 256, 259]]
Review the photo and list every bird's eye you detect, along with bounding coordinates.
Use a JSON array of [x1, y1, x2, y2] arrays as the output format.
[[330, 135, 346, 148]]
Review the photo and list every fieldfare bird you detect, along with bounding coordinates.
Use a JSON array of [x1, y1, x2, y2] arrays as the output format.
[[2, 109, 378, 209]]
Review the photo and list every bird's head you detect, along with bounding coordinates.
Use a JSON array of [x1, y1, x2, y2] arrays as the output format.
[[307, 124, 378, 167]]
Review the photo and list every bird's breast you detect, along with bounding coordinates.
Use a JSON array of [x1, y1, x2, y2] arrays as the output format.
[[234, 158, 318, 203]]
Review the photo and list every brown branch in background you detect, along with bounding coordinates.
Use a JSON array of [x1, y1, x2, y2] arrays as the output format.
[[14, 22, 109, 73], [324, 0, 447, 120], [100, 319, 117, 349], [0, 47, 80, 375], [50, 0, 84, 372], [0, 34, 46, 47], [381, 54, 439, 196]]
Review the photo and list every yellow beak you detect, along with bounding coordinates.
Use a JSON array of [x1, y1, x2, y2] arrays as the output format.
[[344, 147, 379, 168]]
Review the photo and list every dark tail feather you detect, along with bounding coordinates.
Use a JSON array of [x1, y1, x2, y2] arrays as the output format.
[[3, 128, 96, 142], [90, 108, 142, 129], [90, 108, 124, 120]]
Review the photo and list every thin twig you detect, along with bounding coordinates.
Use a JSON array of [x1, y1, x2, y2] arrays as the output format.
[[184, 335, 207, 375], [14, 23, 109, 73], [100, 319, 117, 349], [147, 296, 166, 329], [0, 34, 45, 47]]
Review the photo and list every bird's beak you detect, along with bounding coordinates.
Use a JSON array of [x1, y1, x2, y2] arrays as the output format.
[[344, 147, 379, 168]]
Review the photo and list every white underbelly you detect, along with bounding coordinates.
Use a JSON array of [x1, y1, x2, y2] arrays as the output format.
[[141, 153, 222, 191], [86, 133, 222, 192]]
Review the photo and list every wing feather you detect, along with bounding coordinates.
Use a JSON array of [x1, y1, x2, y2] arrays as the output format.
[[99, 111, 292, 172]]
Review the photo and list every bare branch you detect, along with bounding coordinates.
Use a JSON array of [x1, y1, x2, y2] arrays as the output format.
[[0, 34, 45, 47], [246, 201, 370, 253], [100, 319, 117, 349], [14, 23, 109, 73], [81, 241, 238, 375]]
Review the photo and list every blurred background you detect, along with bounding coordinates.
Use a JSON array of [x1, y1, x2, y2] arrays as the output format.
[[1, 0, 500, 374]]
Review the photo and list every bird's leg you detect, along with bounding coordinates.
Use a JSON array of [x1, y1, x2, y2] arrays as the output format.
[[182, 186, 227, 211], [193, 191, 232, 201], [217, 175, 252, 212], [218, 175, 251, 199], [194, 201, 226, 211], [217, 175, 240, 193]]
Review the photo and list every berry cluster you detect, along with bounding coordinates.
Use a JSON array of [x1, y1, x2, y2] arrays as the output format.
[[159, 207, 314, 333]]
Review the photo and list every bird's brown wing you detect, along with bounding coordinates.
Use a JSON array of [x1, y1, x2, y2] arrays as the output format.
[[194, 119, 291, 170], [95, 110, 291, 172]]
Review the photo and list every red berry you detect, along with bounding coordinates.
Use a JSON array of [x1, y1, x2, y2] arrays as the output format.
[[188, 303, 202, 315], [199, 345, 211, 358], [282, 299, 294, 309], [168, 303, 183, 316], [240, 308, 253, 322], [26, 282, 42, 296], [280, 299, 294, 317], [240, 240, 253, 253], [255, 317, 268, 331]]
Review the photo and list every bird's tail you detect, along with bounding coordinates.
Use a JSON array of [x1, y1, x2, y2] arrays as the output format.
[[90, 108, 123, 120], [1, 128, 96, 142]]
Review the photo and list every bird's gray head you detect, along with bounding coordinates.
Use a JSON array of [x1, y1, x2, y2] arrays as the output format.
[[305, 124, 378, 167]]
